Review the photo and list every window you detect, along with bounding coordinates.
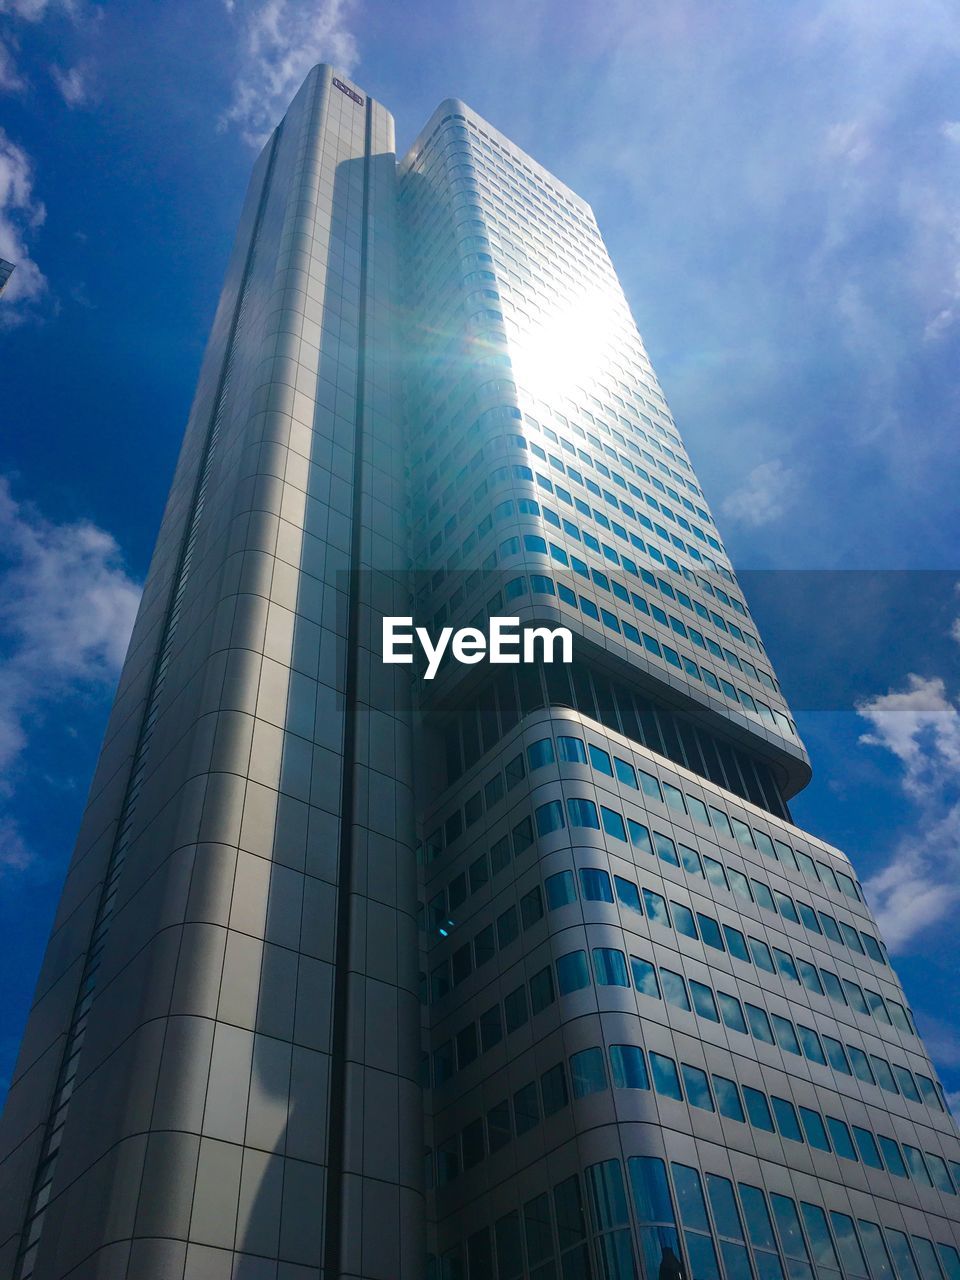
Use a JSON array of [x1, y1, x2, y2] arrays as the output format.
[[749, 937, 776, 972], [654, 831, 680, 866], [681, 1064, 715, 1111], [870, 1055, 899, 1094], [822, 1035, 851, 1074], [642, 888, 670, 926], [903, 1144, 934, 1187], [797, 958, 824, 995], [820, 969, 846, 1004], [848, 1047, 875, 1085], [707, 1175, 752, 1280], [672, 902, 699, 939], [661, 968, 692, 1011], [556, 950, 590, 994], [723, 924, 749, 961], [892, 1065, 921, 1102], [743, 1086, 775, 1132], [679, 844, 704, 876], [589, 743, 613, 775], [772, 1015, 802, 1056], [752, 880, 777, 912], [650, 1051, 683, 1101], [601, 807, 627, 841], [771, 1096, 803, 1142], [775, 892, 800, 924], [497, 906, 519, 948], [580, 867, 613, 902], [528, 737, 555, 769], [713, 1075, 746, 1122], [629, 820, 653, 853], [773, 949, 799, 983], [690, 980, 719, 1022], [615, 876, 642, 912], [558, 735, 587, 763], [746, 1003, 775, 1044], [852, 1126, 883, 1170], [704, 857, 729, 890], [796, 1024, 827, 1064], [631, 955, 661, 998], [843, 980, 869, 1015], [799, 1203, 842, 1279], [593, 947, 630, 987], [546, 870, 576, 909], [480, 1005, 503, 1052], [614, 756, 638, 788], [530, 965, 555, 1014], [823, 1115, 858, 1162], [504, 985, 528, 1032], [570, 1047, 608, 1098], [858, 1221, 896, 1280], [513, 1081, 540, 1135], [770, 1195, 815, 1275], [536, 800, 565, 835], [799, 1106, 831, 1151], [610, 1044, 650, 1090], [567, 797, 600, 829], [718, 992, 748, 1034], [877, 1136, 908, 1178], [697, 913, 725, 951]]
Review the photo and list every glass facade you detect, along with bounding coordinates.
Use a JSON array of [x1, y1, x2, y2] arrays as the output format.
[[0, 66, 956, 1280]]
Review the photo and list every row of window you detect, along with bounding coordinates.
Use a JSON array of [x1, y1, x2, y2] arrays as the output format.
[[428, 732, 898, 1001], [417, 406, 729, 594], [437, 658, 789, 817], [429, 1151, 960, 1280], [426, 928, 935, 1131], [420, 495, 771, 699], [429, 1037, 959, 1203]]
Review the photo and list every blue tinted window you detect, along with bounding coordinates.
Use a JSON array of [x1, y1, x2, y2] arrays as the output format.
[[631, 956, 660, 998], [545, 870, 576, 909], [556, 950, 590, 994], [743, 1087, 775, 1132], [614, 876, 642, 912], [579, 867, 613, 902], [650, 1052, 683, 1101], [593, 947, 629, 987], [570, 1047, 608, 1098], [712, 1076, 745, 1122], [771, 1096, 803, 1142], [610, 1044, 649, 1090], [558, 735, 587, 763]]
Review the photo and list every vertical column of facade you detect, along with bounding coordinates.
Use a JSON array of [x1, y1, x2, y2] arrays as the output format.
[[322, 90, 424, 1280], [0, 64, 421, 1280]]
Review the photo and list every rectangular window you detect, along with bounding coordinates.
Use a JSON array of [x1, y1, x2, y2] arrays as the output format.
[[546, 870, 576, 909], [712, 1075, 746, 1122], [717, 991, 748, 1034], [650, 1051, 683, 1101], [660, 968, 691, 1011], [556, 950, 590, 994], [580, 866, 613, 902], [681, 1064, 715, 1112], [615, 876, 642, 912], [771, 1096, 804, 1142], [571, 1047, 608, 1098], [593, 947, 630, 987], [743, 1087, 775, 1133], [799, 1106, 831, 1151], [631, 955, 661, 998], [610, 1044, 650, 1090], [826, 1116, 858, 1161]]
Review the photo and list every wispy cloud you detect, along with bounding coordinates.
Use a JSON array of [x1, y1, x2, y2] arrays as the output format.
[[0, 128, 46, 320], [0, 476, 141, 869], [0, 34, 25, 92], [721, 459, 795, 529], [221, 0, 358, 147], [50, 60, 90, 106], [857, 674, 960, 949]]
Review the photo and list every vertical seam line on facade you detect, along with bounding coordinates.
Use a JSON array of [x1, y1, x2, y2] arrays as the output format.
[[323, 89, 374, 1280]]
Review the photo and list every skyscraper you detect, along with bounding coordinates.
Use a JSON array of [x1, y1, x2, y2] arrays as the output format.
[[0, 258, 15, 296], [1, 62, 958, 1280]]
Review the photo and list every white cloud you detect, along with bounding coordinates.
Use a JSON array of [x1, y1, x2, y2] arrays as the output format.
[[0, 34, 25, 92], [0, 0, 77, 19], [720, 459, 795, 528], [221, 0, 358, 147], [857, 675, 960, 949], [0, 477, 141, 869], [50, 61, 90, 106], [0, 128, 46, 319], [941, 121, 960, 145]]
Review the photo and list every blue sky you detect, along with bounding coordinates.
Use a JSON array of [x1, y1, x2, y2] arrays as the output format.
[[0, 0, 959, 1105]]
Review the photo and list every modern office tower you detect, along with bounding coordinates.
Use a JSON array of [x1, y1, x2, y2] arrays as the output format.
[[0, 258, 15, 295], [1, 64, 959, 1280]]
